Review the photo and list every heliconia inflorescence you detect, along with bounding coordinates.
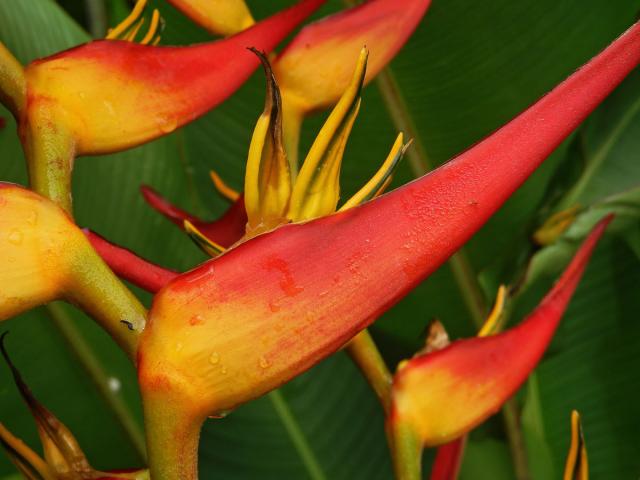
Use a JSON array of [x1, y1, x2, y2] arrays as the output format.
[[0, 0, 326, 213], [140, 0, 431, 233], [387, 217, 609, 478], [134, 17, 640, 480]]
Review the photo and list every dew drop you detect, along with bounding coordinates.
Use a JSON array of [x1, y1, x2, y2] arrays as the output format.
[[221, 366, 228, 375], [209, 352, 220, 365], [259, 356, 271, 369], [8, 229, 23, 245], [26, 210, 38, 225], [159, 117, 178, 134], [209, 409, 232, 419], [175, 342, 184, 352], [268, 301, 281, 313]]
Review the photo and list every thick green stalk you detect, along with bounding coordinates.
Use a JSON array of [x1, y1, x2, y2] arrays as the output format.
[[84, 0, 107, 38], [143, 393, 201, 480], [346, 330, 393, 414], [503, 399, 531, 480], [388, 421, 422, 480], [22, 108, 76, 215], [0, 42, 25, 118], [64, 241, 147, 361]]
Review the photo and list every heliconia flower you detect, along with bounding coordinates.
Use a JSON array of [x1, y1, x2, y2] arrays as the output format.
[[273, 0, 432, 171], [166, 0, 255, 37], [387, 217, 608, 474], [0, 183, 146, 359], [0, 0, 325, 213], [0, 333, 149, 480], [564, 410, 588, 480], [136, 18, 640, 479], [139, 47, 407, 251]]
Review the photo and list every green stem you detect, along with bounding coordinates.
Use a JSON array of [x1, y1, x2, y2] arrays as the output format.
[[45, 302, 147, 462], [84, 0, 107, 38], [388, 421, 422, 480], [503, 399, 531, 480], [143, 392, 201, 480], [346, 330, 393, 414], [22, 106, 76, 215], [65, 240, 147, 361], [268, 390, 327, 480], [0, 42, 25, 118]]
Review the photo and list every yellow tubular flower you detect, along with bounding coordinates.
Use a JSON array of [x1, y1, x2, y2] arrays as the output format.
[[182, 47, 407, 248], [244, 49, 292, 236], [287, 49, 367, 221], [564, 410, 589, 480]]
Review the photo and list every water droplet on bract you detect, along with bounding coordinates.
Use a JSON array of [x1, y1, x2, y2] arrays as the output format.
[[221, 366, 228, 375], [209, 352, 220, 365], [175, 342, 184, 352], [269, 301, 281, 313], [209, 409, 232, 419], [26, 210, 38, 225], [8, 230, 23, 245], [159, 117, 178, 134], [259, 356, 271, 369]]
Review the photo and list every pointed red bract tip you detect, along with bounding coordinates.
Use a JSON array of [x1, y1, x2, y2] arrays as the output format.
[[140, 186, 247, 248], [140, 185, 200, 228], [85, 230, 178, 293], [389, 216, 612, 446]]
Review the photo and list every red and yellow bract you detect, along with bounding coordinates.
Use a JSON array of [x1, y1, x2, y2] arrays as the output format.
[[135, 18, 640, 480], [389, 217, 610, 447]]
